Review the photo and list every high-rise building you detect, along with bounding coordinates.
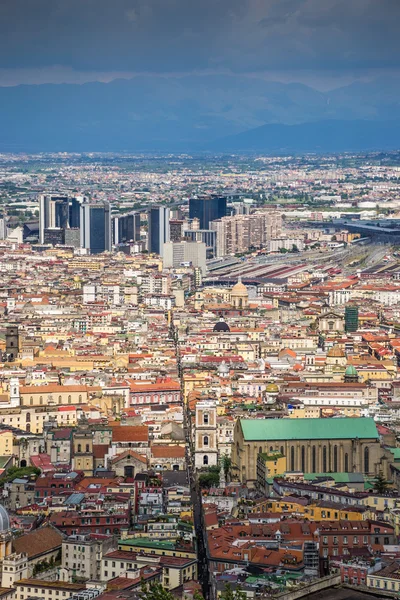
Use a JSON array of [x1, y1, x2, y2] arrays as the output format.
[[147, 206, 170, 256], [345, 305, 359, 332], [80, 201, 111, 254], [112, 213, 141, 245], [0, 216, 6, 240], [43, 228, 65, 245], [189, 196, 227, 229], [169, 220, 184, 243], [39, 195, 68, 243], [39, 194, 84, 244], [69, 197, 82, 228], [163, 241, 207, 274], [211, 212, 282, 257]]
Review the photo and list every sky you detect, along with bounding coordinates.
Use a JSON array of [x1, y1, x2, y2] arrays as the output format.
[[0, 0, 399, 90]]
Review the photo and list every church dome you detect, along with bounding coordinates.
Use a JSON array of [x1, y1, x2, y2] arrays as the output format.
[[231, 278, 248, 297], [265, 383, 279, 394], [345, 365, 358, 377], [327, 345, 345, 358], [0, 505, 10, 531], [213, 317, 230, 333]]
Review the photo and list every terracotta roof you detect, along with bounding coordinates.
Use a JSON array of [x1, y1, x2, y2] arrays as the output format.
[[93, 445, 110, 460], [151, 445, 185, 459], [111, 450, 147, 464], [13, 525, 63, 559], [112, 426, 149, 443], [20, 385, 90, 394]]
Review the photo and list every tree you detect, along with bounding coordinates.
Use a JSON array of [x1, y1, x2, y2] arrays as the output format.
[[140, 581, 175, 600], [219, 583, 247, 600], [221, 454, 232, 479], [374, 472, 389, 494], [199, 470, 220, 489]]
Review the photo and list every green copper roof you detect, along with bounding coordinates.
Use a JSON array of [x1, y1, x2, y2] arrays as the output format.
[[345, 365, 358, 376], [240, 417, 378, 441], [388, 448, 400, 462]]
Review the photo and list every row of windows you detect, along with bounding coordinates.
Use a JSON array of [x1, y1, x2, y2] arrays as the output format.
[[76, 444, 91, 453], [29, 395, 83, 405], [284, 445, 369, 473], [21, 589, 68, 596], [132, 394, 179, 402], [370, 579, 398, 590]]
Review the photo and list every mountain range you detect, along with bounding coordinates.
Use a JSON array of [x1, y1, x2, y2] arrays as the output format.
[[1, 74, 400, 152]]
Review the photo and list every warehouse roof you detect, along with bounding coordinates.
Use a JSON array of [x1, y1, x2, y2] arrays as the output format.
[[240, 417, 378, 441]]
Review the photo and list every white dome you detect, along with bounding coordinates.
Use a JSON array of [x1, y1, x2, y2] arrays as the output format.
[[0, 505, 10, 531]]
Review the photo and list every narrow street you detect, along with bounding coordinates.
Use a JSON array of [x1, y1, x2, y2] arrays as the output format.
[[173, 323, 211, 600]]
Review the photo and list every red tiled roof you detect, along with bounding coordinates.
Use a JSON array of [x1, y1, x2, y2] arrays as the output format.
[[111, 450, 147, 464], [151, 445, 185, 459], [111, 426, 149, 443]]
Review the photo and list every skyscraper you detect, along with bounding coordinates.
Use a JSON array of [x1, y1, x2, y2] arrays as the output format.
[[69, 197, 82, 228], [189, 195, 227, 229], [112, 212, 141, 245], [147, 206, 170, 256], [39, 194, 68, 243], [39, 194, 83, 244], [80, 201, 111, 254]]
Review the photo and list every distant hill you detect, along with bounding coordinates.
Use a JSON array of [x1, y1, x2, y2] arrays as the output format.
[[0, 75, 400, 152], [210, 120, 400, 153]]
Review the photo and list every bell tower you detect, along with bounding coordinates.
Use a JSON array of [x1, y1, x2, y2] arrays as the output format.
[[9, 378, 20, 408], [5, 325, 19, 362], [195, 400, 218, 469]]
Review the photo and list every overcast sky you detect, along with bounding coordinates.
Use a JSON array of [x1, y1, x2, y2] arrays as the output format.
[[1, 0, 399, 88]]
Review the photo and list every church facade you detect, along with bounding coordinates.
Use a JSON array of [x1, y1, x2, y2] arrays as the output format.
[[232, 417, 389, 483]]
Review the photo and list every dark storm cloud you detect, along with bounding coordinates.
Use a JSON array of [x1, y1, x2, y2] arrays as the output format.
[[0, 0, 399, 73]]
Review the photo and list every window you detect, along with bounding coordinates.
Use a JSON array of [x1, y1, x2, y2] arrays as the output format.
[[203, 413, 209, 425], [323, 446, 327, 473], [58, 395, 62, 404], [291, 446, 295, 471], [203, 435, 209, 447], [77, 444, 82, 452], [333, 445, 338, 472], [312, 446, 316, 472], [364, 447, 369, 473], [301, 445, 305, 472], [203, 455, 208, 466], [86, 444, 90, 452], [344, 453, 349, 473], [68, 395, 72, 404]]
